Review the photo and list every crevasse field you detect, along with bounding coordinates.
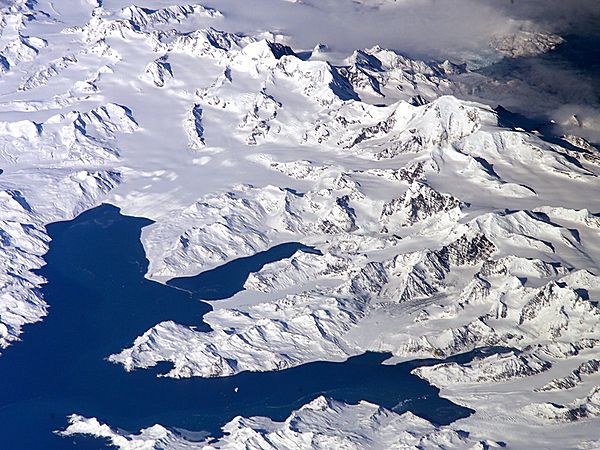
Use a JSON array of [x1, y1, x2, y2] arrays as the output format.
[[1, 0, 600, 448]]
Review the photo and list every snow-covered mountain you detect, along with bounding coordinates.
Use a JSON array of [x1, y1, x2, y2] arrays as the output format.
[[1, 0, 599, 449], [60, 396, 499, 449]]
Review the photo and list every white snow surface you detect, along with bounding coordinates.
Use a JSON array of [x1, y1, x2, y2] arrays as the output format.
[[1, 0, 600, 448], [60, 396, 497, 450]]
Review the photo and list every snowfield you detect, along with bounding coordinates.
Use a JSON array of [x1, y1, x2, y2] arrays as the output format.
[[1, 0, 600, 448], [60, 396, 499, 450]]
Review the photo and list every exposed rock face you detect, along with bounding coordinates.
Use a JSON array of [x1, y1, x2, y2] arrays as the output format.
[[3, 1, 600, 449], [380, 182, 465, 229], [518, 282, 600, 339], [184, 104, 205, 148], [526, 387, 600, 423], [491, 31, 565, 58], [120, 4, 222, 30], [340, 46, 466, 103], [537, 359, 600, 392], [141, 56, 173, 87], [0, 168, 122, 350], [0, 90, 132, 351], [61, 396, 497, 449], [479, 256, 565, 279], [414, 351, 552, 385]]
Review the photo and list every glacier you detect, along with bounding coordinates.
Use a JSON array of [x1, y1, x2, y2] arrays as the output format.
[[0, 0, 599, 448]]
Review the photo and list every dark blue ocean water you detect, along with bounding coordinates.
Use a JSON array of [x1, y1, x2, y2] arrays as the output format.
[[0, 204, 479, 450]]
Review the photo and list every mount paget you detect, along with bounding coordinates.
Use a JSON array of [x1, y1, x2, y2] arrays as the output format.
[[1, 1, 600, 449]]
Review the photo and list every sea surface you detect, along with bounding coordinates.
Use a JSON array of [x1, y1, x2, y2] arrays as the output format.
[[0, 204, 482, 449]]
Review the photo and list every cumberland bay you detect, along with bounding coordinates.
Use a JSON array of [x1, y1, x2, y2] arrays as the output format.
[[0, 204, 475, 449]]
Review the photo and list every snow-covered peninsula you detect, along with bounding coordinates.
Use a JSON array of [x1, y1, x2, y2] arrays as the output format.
[[1, 0, 600, 448]]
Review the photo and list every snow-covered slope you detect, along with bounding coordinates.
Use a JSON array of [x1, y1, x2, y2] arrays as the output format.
[[1, 0, 600, 449], [61, 396, 498, 450]]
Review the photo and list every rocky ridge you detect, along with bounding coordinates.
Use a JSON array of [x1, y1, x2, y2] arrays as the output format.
[[1, 1, 600, 449]]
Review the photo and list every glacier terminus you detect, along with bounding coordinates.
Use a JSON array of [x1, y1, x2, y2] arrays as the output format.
[[0, 0, 600, 449]]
